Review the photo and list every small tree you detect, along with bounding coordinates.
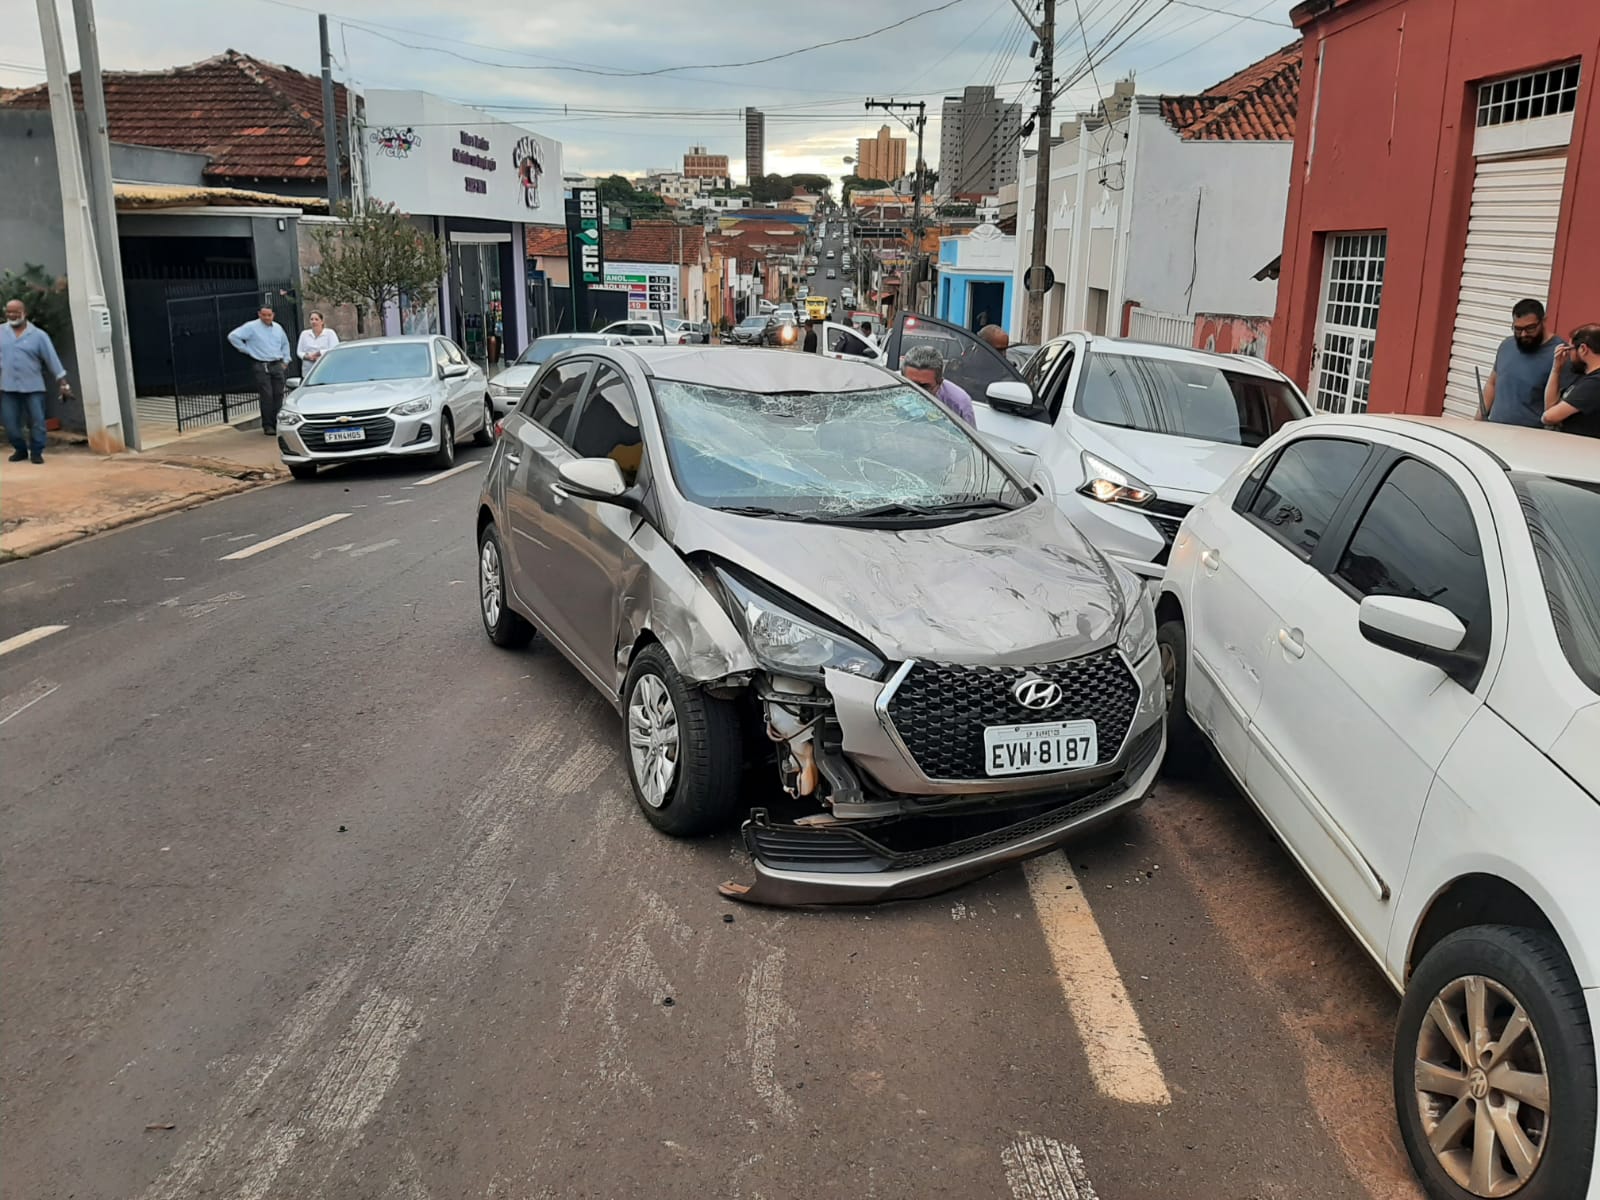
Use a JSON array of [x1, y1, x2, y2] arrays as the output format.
[[304, 200, 445, 334], [0, 264, 71, 341]]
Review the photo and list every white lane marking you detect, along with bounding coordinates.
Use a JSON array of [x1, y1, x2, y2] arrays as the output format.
[[219, 513, 350, 561], [1002, 1134, 1099, 1200], [348, 538, 399, 559], [0, 624, 67, 657], [0, 678, 60, 727], [182, 592, 246, 620], [743, 948, 797, 1125], [1022, 854, 1171, 1106], [310, 543, 355, 561], [412, 461, 479, 486], [384, 498, 414, 506]]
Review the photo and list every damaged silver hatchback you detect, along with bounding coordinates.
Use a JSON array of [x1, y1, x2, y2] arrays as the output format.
[[475, 346, 1165, 904]]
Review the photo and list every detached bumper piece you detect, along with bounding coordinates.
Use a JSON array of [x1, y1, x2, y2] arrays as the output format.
[[722, 723, 1164, 906]]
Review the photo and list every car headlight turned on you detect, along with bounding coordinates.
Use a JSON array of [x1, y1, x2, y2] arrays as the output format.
[[713, 566, 884, 680], [1116, 580, 1157, 662], [390, 396, 433, 416], [1078, 450, 1155, 506], [779, 325, 796, 344]]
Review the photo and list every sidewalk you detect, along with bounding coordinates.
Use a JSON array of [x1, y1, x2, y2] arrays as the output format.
[[0, 423, 286, 562]]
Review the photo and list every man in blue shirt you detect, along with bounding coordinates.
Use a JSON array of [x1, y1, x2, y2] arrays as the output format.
[[1, 298, 71, 464], [1481, 298, 1565, 427], [227, 306, 293, 435]]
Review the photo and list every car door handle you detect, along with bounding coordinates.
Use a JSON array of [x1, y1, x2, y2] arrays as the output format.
[[1200, 548, 1221, 573], [1277, 627, 1305, 659], [504, 454, 521, 467]]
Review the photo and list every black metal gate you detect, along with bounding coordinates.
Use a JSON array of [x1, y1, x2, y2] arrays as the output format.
[[165, 286, 298, 431]]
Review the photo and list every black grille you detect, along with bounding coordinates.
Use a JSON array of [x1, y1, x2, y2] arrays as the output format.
[[300, 417, 396, 452], [1144, 498, 1192, 565], [885, 649, 1140, 780]]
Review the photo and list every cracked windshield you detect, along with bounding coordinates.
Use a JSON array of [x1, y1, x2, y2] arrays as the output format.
[[7, 0, 1598, 1198]]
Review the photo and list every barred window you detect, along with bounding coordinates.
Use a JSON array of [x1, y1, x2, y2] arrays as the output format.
[[1477, 63, 1580, 128]]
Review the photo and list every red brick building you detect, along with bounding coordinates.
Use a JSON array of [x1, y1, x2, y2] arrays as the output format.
[[1271, 0, 1599, 417]]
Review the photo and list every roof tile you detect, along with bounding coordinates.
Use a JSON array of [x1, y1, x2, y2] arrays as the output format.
[[0, 50, 352, 182], [1159, 42, 1300, 142]]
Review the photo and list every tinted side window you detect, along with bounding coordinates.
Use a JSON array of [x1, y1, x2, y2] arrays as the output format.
[[1336, 458, 1490, 650], [522, 360, 591, 441], [1246, 438, 1372, 558], [569, 366, 642, 484]]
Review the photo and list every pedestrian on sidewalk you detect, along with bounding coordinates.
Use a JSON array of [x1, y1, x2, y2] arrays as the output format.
[[901, 344, 974, 425], [1480, 298, 1564, 426], [802, 321, 818, 354], [227, 306, 292, 435], [296, 310, 339, 370], [1542, 324, 1600, 438], [1, 298, 71, 464]]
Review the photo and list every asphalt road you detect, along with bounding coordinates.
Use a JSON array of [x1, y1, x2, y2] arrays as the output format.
[[1, 447, 1425, 1200]]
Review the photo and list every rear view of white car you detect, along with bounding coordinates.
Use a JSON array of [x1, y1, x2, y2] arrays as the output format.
[[1158, 415, 1600, 1200]]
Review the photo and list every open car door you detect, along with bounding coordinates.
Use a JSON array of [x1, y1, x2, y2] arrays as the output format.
[[820, 321, 885, 365]]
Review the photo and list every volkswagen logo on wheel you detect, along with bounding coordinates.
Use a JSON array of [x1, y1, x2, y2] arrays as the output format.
[[1012, 676, 1063, 711]]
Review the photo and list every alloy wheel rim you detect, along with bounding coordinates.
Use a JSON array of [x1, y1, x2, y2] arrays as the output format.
[[627, 674, 680, 809], [1414, 974, 1550, 1196], [480, 538, 501, 627]]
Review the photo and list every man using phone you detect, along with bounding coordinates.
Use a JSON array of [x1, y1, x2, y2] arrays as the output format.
[[1542, 325, 1600, 438]]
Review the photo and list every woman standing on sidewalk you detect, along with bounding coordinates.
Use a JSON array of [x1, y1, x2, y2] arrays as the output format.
[[296, 311, 339, 371]]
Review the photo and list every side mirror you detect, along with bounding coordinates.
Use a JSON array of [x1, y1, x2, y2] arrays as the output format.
[[557, 457, 631, 504], [285, 376, 301, 391], [442, 362, 470, 379], [986, 379, 1038, 415], [1358, 595, 1470, 675]]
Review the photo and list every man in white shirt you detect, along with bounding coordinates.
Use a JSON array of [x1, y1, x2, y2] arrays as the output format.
[[296, 310, 339, 367]]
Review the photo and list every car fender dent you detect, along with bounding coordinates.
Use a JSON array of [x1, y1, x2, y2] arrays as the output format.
[[615, 522, 756, 686]]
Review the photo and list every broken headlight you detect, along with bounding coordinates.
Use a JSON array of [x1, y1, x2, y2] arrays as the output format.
[[714, 567, 885, 681]]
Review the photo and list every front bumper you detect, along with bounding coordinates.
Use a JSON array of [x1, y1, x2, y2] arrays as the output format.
[[725, 646, 1165, 905], [277, 409, 443, 463], [728, 722, 1164, 905]]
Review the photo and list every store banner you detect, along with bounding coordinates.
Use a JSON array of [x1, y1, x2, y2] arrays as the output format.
[[364, 90, 563, 226], [565, 188, 605, 330]]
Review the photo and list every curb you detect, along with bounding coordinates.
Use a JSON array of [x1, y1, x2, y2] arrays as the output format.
[[0, 473, 274, 563]]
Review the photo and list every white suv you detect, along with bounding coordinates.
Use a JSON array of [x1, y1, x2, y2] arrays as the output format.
[[1159, 415, 1600, 1200]]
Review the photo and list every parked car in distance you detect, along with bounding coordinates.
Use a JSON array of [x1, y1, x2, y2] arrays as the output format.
[[727, 315, 782, 346], [488, 333, 625, 418], [475, 346, 1165, 904], [1158, 416, 1600, 1200], [879, 312, 1310, 586], [807, 266, 817, 277], [599, 319, 692, 345], [774, 305, 797, 325], [1005, 343, 1041, 372], [826, 269, 837, 280], [669, 319, 712, 345], [277, 335, 491, 480]]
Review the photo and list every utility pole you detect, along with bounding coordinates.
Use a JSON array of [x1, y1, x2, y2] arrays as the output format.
[[865, 98, 927, 313], [71, 0, 139, 448], [37, 0, 124, 454], [1017, 0, 1056, 343], [319, 14, 340, 211]]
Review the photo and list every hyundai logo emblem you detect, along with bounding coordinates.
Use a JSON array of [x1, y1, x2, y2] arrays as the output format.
[[1012, 676, 1063, 711]]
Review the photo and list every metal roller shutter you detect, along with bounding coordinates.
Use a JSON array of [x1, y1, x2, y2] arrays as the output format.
[[1444, 154, 1567, 419]]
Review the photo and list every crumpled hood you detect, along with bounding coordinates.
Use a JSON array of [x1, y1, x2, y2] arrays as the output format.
[[288, 378, 432, 415], [679, 498, 1127, 666], [1075, 420, 1256, 503]]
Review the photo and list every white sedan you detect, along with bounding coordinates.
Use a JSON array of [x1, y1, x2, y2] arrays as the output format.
[[1159, 415, 1600, 1199], [277, 336, 491, 480], [486, 333, 625, 418]]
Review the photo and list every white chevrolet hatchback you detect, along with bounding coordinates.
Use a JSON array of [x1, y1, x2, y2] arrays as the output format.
[[1158, 415, 1599, 1200]]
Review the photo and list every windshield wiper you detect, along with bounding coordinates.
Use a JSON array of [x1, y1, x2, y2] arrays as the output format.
[[830, 499, 1017, 522], [713, 505, 830, 523]]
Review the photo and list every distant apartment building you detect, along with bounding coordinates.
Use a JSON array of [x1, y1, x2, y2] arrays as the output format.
[[939, 85, 1022, 197], [744, 108, 765, 183], [683, 144, 729, 185], [855, 125, 907, 184]]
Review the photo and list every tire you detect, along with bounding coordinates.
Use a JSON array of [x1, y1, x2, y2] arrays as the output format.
[[431, 411, 456, 469], [1395, 925, 1596, 1200], [288, 461, 318, 481], [1156, 619, 1208, 777], [477, 524, 534, 648], [622, 644, 742, 837], [473, 398, 494, 446]]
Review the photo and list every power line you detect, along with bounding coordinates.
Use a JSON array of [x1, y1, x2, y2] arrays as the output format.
[[1137, 0, 1282, 71], [1170, 0, 1290, 25]]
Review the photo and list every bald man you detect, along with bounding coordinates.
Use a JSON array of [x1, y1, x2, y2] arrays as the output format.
[[978, 324, 1009, 354]]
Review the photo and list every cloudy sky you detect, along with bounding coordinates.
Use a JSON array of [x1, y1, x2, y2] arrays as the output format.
[[4, 0, 1300, 181]]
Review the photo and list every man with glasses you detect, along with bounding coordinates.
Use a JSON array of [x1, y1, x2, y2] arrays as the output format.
[[1481, 298, 1564, 427], [1542, 324, 1600, 438]]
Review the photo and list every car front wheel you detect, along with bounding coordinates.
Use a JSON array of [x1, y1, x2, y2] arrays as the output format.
[[473, 398, 494, 446], [622, 644, 742, 837], [1395, 925, 1596, 1200], [1156, 618, 1208, 777], [431, 411, 456, 469]]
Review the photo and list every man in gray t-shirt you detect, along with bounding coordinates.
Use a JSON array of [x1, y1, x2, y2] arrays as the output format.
[[1483, 298, 1565, 427]]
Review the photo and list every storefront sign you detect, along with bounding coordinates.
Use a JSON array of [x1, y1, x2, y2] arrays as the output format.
[[565, 187, 606, 331], [604, 262, 678, 317], [364, 90, 563, 225]]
